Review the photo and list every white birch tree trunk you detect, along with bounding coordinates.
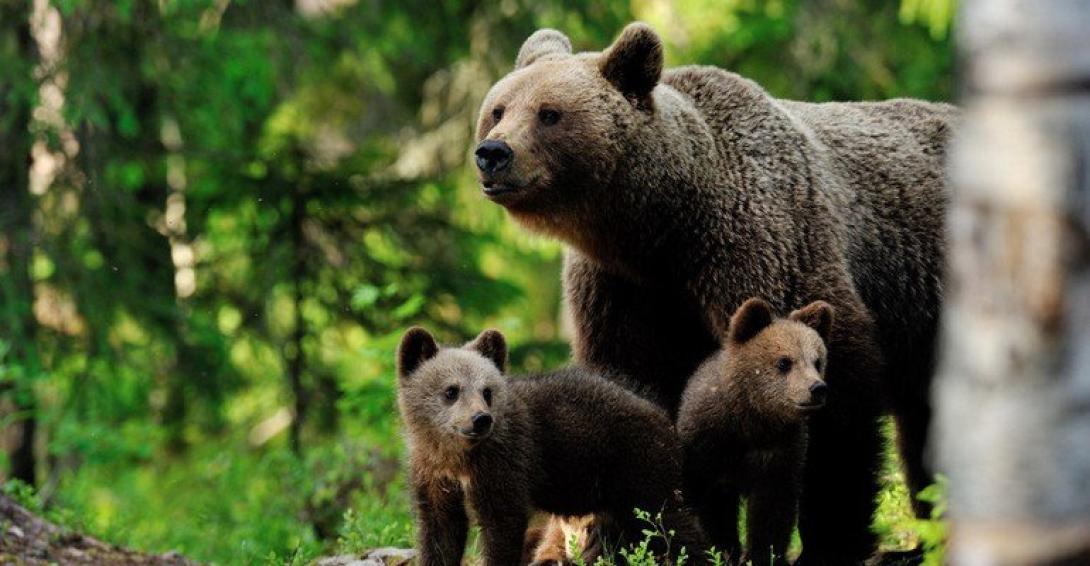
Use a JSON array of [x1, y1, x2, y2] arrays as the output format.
[[935, 0, 1090, 564]]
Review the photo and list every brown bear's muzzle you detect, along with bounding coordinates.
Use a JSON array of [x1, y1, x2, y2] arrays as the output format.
[[475, 139, 513, 175]]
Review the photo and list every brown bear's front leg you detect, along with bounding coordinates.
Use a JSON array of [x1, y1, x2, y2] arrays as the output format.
[[798, 408, 883, 565], [561, 253, 718, 564], [413, 476, 470, 566], [889, 357, 938, 519], [563, 252, 718, 411], [471, 481, 531, 566]]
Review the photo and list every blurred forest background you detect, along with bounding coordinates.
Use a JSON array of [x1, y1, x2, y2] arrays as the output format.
[[1, 0, 954, 562]]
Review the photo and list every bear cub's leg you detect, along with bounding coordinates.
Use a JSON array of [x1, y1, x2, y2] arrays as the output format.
[[691, 483, 741, 562], [470, 481, 532, 566], [412, 475, 470, 566], [744, 446, 804, 566]]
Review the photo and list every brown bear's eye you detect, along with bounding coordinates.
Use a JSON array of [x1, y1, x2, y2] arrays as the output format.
[[444, 385, 460, 402], [491, 107, 504, 121], [814, 359, 824, 372], [538, 108, 561, 126], [482, 388, 493, 406], [776, 357, 793, 374]]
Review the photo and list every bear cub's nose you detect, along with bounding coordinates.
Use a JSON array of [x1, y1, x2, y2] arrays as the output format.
[[809, 382, 828, 405], [475, 140, 513, 174], [471, 412, 494, 435]]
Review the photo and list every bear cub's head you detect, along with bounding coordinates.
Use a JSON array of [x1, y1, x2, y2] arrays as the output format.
[[474, 23, 664, 220], [396, 327, 509, 446], [725, 298, 835, 417]]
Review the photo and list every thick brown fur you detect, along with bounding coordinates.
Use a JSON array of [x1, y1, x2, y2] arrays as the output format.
[[677, 299, 833, 566], [396, 327, 706, 566], [530, 514, 596, 565], [475, 23, 955, 564]]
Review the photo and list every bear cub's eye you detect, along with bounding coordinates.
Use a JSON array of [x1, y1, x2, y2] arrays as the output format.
[[776, 357, 793, 374], [444, 385, 460, 402], [491, 107, 504, 121], [482, 388, 493, 406], [814, 359, 824, 372], [538, 108, 561, 126]]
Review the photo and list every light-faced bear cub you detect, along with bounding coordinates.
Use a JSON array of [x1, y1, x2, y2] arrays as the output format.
[[676, 298, 834, 566], [396, 326, 706, 566]]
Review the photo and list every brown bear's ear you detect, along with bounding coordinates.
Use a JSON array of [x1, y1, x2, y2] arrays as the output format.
[[728, 298, 775, 345], [466, 329, 508, 373], [789, 301, 835, 343], [397, 327, 439, 380], [516, 29, 573, 69], [600, 22, 663, 102]]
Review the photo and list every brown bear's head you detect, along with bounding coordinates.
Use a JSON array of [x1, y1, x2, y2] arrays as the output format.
[[724, 298, 834, 419], [396, 327, 509, 448], [474, 23, 663, 233]]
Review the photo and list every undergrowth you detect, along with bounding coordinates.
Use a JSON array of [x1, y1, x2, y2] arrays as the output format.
[[1, 419, 945, 564]]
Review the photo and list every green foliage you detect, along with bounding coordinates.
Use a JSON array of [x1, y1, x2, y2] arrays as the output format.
[[53, 441, 321, 562], [900, 0, 957, 39], [705, 547, 728, 566], [619, 508, 690, 566], [562, 508, 733, 566], [2, 479, 82, 536], [913, 477, 949, 566], [0, 1, 954, 562], [336, 504, 414, 556], [2, 479, 42, 512], [568, 530, 592, 566]]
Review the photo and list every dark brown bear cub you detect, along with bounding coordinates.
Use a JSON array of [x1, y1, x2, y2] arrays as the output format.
[[677, 298, 834, 566], [396, 326, 705, 566]]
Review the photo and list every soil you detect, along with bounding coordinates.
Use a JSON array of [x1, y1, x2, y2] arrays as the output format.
[[0, 495, 196, 565]]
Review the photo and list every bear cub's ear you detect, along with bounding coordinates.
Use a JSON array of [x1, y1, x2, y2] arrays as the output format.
[[467, 329, 508, 373], [728, 297, 775, 345], [516, 29, 573, 69], [789, 301, 835, 342], [600, 22, 663, 101], [398, 327, 439, 380]]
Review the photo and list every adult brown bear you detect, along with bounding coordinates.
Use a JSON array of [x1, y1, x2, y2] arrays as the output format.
[[473, 23, 955, 564]]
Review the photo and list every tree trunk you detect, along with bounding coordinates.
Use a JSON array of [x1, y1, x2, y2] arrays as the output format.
[[0, 2, 40, 487], [934, 0, 1090, 564], [289, 172, 308, 455]]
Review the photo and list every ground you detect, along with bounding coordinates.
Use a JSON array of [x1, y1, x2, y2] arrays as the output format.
[[1, 493, 421, 566], [0, 494, 195, 565]]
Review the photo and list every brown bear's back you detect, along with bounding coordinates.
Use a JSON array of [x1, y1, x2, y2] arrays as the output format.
[[661, 65, 954, 365], [509, 367, 684, 516]]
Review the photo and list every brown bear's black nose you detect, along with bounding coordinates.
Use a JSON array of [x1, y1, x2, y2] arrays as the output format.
[[809, 382, 828, 405], [475, 140, 513, 174], [471, 412, 493, 434]]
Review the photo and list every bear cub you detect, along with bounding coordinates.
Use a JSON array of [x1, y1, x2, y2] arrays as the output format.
[[676, 298, 834, 566], [397, 326, 705, 566]]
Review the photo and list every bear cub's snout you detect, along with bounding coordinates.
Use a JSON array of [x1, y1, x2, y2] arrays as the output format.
[[468, 412, 493, 436], [806, 381, 828, 408]]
